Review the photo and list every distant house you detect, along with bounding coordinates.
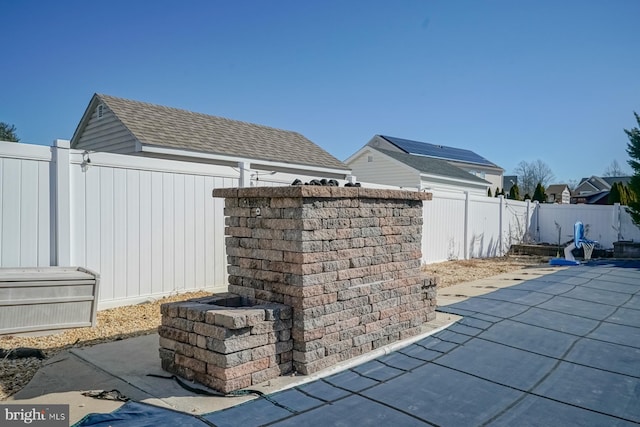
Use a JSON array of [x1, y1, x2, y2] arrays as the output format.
[[348, 135, 504, 192], [345, 146, 491, 195], [571, 176, 632, 204], [71, 94, 351, 184], [546, 184, 571, 204]]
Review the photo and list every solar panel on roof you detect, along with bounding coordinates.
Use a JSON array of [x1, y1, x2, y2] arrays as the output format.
[[381, 135, 496, 167]]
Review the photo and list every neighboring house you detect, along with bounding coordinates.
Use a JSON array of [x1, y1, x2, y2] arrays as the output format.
[[345, 146, 491, 195], [571, 176, 632, 204], [574, 176, 610, 197], [357, 135, 504, 191], [71, 94, 351, 184], [546, 184, 571, 204]]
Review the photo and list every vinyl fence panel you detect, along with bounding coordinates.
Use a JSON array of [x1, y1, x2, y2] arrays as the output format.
[[467, 195, 502, 258], [619, 206, 640, 242], [0, 142, 51, 267], [69, 151, 239, 308], [536, 203, 640, 248], [537, 204, 618, 248], [3, 141, 637, 311], [422, 190, 467, 263]]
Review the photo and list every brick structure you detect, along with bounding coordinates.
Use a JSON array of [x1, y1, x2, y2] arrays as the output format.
[[159, 293, 292, 393], [212, 186, 436, 376]]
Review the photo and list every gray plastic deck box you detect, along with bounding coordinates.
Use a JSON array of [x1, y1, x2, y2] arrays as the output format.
[[0, 267, 100, 335]]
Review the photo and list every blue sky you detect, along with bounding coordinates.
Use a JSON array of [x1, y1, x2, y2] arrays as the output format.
[[2, 1, 639, 183]]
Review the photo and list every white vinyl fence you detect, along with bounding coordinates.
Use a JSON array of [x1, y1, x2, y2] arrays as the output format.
[[421, 190, 535, 263], [0, 142, 52, 267], [535, 203, 640, 249], [1, 140, 639, 308], [68, 152, 237, 307]]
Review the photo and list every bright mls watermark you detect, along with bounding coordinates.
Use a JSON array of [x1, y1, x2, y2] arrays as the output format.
[[1, 405, 68, 426]]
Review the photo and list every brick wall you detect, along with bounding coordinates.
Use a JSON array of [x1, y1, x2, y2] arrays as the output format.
[[159, 294, 293, 393], [213, 186, 437, 375]]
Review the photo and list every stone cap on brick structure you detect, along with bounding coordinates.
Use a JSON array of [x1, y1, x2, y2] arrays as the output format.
[[213, 186, 432, 201]]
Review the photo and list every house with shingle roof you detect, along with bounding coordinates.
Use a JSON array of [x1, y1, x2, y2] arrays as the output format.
[[345, 146, 491, 195], [571, 175, 633, 204], [546, 184, 571, 204], [71, 94, 350, 185], [345, 135, 498, 195], [361, 135, 504, 191]]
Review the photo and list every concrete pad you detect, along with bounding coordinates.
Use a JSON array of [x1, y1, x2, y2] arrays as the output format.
[[12, 334, 257, 417], [437, 266, 565, 305], [9, 351, 132, 425], [9, 391, 123, 426]]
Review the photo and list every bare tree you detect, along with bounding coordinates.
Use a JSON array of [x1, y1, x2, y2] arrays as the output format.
[[567, 179, 579, 191], [514, 161, 535, 198], [513, 160, 555, 197], [603, 160, 626, 177]]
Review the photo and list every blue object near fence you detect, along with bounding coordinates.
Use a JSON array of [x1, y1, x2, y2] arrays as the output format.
[[549, 258, 580, 266]]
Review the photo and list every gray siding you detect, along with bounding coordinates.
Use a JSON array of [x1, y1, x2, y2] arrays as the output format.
[[576, 182, 595, 195], [349, 150, 420, 188], [74, 105, 137, 154], [449, 161, 502, 191]]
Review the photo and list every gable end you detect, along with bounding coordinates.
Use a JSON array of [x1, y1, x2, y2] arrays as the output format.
[[71, 95, 139, 154]]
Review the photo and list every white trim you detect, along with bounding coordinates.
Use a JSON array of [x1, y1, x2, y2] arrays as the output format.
[[344, 146, 372, 164], [576, 181, 599, 193], [419, 172, 489, 189], [69, 150, 240, 178], [238, 161, 251, 188], [0, 141, 52, 161], [140, 145, 350, 176], [53, 141, 71, 266], [446, 159, 504, 173], [589, 176, 611, 190], [54, 139, 70, 149]]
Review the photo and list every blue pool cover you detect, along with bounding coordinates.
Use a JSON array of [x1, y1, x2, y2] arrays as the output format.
[[75, 260, 640, 426]]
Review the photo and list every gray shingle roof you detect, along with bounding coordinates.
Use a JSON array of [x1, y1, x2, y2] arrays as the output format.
[[376, 149, 490, 184], [546, 184, 569, 194], [602, 176, 632, 187], [96, 94, 347, 170]]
